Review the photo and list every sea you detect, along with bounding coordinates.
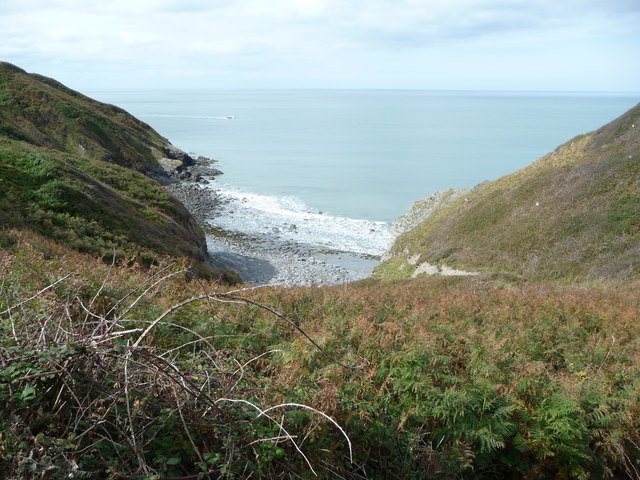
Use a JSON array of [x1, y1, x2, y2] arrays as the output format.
[[88, 89, 639, 273]]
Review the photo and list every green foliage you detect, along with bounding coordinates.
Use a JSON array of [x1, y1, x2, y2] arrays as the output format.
[[0, 87, 13, 106], [0, 251, 316, 479], [0, 138, 225, 277], [522, 394, 592, 475], [256, 277, 640, 478], [0, 61, 166, 172], [608, 194, 640, 235], [2, 61, 640, 479]]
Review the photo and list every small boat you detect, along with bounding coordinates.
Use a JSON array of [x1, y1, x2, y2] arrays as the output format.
[[226, 115, 235, 120]]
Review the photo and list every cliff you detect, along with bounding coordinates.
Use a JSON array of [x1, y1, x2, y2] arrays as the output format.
[[377, 102, 640, 282]]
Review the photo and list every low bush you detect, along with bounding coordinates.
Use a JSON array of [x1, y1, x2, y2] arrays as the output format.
[[1, 233, 639, 478]]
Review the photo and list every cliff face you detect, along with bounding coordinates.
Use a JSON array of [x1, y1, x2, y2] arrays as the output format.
[[377, 102, 640, 283], [0, 62, 224, 278]]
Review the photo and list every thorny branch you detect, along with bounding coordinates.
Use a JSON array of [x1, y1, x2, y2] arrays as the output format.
[[1, 270, 357, 478]]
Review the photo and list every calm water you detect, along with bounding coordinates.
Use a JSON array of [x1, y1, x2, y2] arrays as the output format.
[[90, 89, 638, 257]]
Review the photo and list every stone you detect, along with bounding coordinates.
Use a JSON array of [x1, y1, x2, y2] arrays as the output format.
[[163, 144, 195, 167]]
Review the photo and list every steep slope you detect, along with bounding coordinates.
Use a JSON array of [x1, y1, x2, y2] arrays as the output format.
[[0, 62, 227, 278], [0, 62, 166, 172], [378, 103, 640, 282]]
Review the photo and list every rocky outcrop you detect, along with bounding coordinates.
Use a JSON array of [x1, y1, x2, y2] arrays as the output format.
[[386, 189, 468, 242], [381, 188, 469, 263], [162, 144, 196, 166], [152, 147, 223, 185], [405, 253, 478, 277]]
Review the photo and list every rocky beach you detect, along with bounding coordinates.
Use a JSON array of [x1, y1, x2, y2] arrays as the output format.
[[161, 154, 381, 286]]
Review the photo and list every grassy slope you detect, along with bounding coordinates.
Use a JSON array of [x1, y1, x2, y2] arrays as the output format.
[[378, 103, 640, 282], [0, 62, 165, 172], [0, 62, 227, 278], [1, 230, 639, 479]]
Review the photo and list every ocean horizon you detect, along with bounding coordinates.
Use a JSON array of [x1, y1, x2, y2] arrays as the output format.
[[89, 89, 639, 259]]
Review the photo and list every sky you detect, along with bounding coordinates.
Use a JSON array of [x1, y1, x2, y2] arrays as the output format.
[[1, 0, 639, 91]]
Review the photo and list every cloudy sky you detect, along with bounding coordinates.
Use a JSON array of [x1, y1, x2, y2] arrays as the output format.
[[1, 0, 639, 91]]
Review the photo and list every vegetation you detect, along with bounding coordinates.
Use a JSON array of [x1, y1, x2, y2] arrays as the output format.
[[1, 231, 639, 478], [0, 62, 165, 172], [1, 65, 639, 478], [0, 62, 228, 278], [0, 138, 214, 275], [378, 103, 640, 283]]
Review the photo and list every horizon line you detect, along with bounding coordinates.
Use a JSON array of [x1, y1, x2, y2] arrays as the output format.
[[82, 87, 640, 95]]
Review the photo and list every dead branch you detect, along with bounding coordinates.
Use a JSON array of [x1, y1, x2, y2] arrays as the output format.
[[216, 397, 317, 475], [259, 403, 353, 463]]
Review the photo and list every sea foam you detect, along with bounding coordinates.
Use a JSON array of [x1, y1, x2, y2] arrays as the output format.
[[206, 185, 391, 257]]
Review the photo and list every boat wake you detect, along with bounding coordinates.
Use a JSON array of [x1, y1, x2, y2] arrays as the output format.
[[138, 114, 235, 120]]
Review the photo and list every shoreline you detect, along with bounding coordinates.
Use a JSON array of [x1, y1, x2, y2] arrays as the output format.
[[165, 181, 381, 286]]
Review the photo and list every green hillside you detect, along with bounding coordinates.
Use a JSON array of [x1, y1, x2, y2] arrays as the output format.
[[0, 62, 227, 278], [378, 103, 640, 282], [0, 62, 165, 172]]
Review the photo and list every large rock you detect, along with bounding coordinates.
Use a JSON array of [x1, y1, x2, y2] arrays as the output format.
[[150, 149, 223, 184], [162, 144, 196, 167]]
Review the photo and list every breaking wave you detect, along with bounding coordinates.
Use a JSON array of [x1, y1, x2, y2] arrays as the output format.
[[205, 185, 391, 257]]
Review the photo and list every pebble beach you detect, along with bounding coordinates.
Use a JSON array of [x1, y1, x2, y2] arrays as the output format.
[[165, 181, 381, 286]]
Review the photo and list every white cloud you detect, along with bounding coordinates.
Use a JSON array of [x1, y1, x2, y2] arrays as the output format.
[[0, 0, 638, 90]]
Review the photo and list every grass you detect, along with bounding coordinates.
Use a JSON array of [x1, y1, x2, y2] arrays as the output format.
[[0, 62, 166, 173], [2, 61, 639, 479], [0, 138, 219, 276]]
